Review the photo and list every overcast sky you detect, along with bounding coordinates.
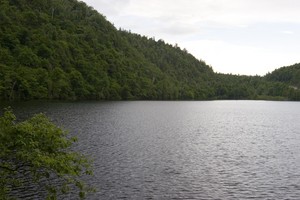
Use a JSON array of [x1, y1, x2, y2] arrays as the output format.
[[81, 0, 300, 75]]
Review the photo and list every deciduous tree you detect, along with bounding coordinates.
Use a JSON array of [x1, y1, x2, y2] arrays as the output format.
[[0, 108, 93, 199]]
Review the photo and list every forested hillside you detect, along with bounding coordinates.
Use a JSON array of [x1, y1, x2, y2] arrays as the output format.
[[266, 63, 300, 87], [0, 0, 299, 101]]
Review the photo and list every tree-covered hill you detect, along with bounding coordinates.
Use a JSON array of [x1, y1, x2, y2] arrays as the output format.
[[0, 0, 214, 100], [263, 63, 300, 100], [265, 63, 300, 88], [0, 0, 156, 100], [0, 0, 299, 101]]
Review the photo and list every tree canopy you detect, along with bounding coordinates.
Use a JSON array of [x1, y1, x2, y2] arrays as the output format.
[[0, 108, 93, 199], [0, 0, 299, 101]]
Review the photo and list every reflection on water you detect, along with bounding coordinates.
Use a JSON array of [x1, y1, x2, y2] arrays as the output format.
[[2, 101, 300, 199]]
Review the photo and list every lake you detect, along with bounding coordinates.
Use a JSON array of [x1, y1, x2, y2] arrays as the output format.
[[2, 100, 300, 199]]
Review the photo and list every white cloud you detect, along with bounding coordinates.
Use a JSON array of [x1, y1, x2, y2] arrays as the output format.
[[82, 0, 130, 16], [281, 30, 294, 34], [112, 0, 300, 26], [182, 39, 300, 75], [81, 0, 300, 75], [82, 0, 300, 34]]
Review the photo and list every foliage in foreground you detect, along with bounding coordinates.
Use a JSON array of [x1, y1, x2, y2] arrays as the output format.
[[0, 108, 93, 199]]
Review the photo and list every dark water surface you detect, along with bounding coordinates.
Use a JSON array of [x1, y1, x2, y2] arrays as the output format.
[[2, 100, 300, 199]]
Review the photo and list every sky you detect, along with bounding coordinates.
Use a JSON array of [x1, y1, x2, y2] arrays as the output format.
[[81, 0, 300, 75]]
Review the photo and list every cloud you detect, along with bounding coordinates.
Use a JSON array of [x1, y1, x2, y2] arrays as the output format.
[[82, 0, 300, 33], [81, 0, 300, 75], [117, 0, 300, 26], [182, 39, 300, 75], [82, 0, 300, 40], [281, 30, 294, 34], [82, 0, 130, 16]]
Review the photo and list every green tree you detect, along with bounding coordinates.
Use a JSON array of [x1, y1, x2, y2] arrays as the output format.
[[68, 69, 90, 99], [48, 67, 72, 99], [0, 108, 93, 199]]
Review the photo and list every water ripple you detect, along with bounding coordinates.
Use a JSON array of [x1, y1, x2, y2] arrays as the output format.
[[4, 101, 300, 199]]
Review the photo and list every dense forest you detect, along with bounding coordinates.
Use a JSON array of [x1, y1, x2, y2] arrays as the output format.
[[0, 0, 299, 101]]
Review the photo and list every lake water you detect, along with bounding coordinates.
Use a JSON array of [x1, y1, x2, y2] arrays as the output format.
[[2, 101, 300, 199]]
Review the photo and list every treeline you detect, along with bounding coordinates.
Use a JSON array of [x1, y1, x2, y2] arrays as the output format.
[[213, 73, 300, 100], [265, 63, 300, 87], [0, 0, 299, 101]]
